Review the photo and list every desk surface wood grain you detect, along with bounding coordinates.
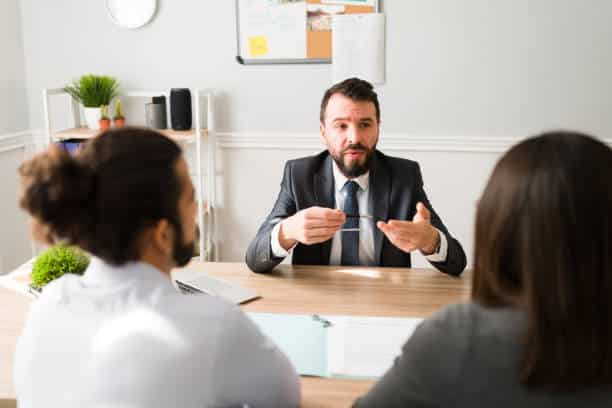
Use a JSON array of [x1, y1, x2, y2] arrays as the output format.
[[176, 261, 471, 318], [1, 261, 471, 407]]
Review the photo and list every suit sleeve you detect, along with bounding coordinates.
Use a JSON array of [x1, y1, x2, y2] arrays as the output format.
[[245, 161, 298, 273], [413, 164, 467, 276]]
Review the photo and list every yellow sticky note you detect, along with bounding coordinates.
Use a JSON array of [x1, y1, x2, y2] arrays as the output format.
[[248, 36, 269, 57]]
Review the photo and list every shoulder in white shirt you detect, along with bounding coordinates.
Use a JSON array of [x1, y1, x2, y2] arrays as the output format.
[[14, 257, 300, 408]]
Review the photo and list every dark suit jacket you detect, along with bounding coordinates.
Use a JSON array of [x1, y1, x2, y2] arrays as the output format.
[[245, 150, 466, 276]]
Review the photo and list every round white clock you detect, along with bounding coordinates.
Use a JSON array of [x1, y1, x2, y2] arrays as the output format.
[[105, 0, 157, 29]]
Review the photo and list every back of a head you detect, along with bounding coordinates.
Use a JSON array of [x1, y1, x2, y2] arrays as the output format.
[[472, 130, 612, 390], [19, 127, 183, 265]]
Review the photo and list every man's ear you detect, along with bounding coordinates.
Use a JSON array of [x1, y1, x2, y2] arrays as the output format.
[[319, 122, 327, 146], [150, 219, 173, 257]]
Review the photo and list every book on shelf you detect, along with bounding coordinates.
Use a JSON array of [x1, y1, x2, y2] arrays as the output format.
[[57, 138, 86, 154]]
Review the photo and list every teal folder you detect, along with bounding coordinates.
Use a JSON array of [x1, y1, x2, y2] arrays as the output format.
[[248, 312, 331, 377]]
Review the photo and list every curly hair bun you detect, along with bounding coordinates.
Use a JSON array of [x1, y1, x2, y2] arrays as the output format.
[[19, 145, 95, 244]]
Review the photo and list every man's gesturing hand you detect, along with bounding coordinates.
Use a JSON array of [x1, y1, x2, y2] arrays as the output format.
[[279, 207, 346, 250], [377, 202, 440, 254]]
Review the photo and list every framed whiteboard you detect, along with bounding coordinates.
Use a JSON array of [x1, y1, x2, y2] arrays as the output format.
[[235, 0, 379, 65]]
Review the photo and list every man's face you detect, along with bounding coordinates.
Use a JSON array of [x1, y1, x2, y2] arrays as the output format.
[[172, 158, 197, 267], [320, 93, 379, 178]]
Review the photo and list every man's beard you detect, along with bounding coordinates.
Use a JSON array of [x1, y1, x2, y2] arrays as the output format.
[[172, 222, 195, 267], [331, 143, 376, 178]]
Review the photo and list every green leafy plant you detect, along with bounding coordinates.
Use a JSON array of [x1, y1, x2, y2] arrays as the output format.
[[31, 245, 90, 290], [114, 99, 124, 119], [63, 75, 119, 108]]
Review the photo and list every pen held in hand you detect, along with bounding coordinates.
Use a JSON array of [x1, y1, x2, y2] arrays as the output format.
[[341, 214, 374, 232]]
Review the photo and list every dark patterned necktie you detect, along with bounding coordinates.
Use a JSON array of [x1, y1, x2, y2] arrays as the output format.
[[341, 181, 360, 266]]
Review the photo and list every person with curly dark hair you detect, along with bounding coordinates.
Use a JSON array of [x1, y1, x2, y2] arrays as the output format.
[[14, 128, 300, 408]]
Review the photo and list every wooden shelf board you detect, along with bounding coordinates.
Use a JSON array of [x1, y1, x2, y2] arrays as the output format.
[[51, 127, 207, 143]]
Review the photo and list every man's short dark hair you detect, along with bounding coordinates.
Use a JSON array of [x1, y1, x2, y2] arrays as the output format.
[[320, 77, 380, 123]]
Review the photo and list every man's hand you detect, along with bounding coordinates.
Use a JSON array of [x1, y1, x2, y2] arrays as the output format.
[[377, 202, 440, 254], [279, 207, 346, 250]]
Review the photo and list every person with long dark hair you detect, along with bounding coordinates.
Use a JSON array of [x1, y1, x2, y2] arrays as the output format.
[[353, 131, 612, 407], [14, 128, 300, 408]]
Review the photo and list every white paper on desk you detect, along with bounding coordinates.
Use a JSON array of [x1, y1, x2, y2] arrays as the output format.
[[0, 258, 37, 298], [246, 312, 422, 379], [332, 13, 385, 84], [326, 315, 423, 378]]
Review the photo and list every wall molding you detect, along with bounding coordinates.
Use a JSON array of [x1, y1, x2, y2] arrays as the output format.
[[0, 130, 32, 153], [20, 129, 612, 154], [216, 132, 523, 153]]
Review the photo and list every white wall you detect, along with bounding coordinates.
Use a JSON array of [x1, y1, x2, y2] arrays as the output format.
[[0, 0, 29, 133], [12, 0, 612, 267], [0, 146, 32, 273], [0, 0, 32, 273], [19, 1, 612, 136]]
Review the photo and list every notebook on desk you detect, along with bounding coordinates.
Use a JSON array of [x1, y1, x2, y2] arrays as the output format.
[[175, 274, 260, 305], [248, 312, 423, 379]]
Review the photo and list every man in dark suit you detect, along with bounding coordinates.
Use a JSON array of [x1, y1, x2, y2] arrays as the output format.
[[246, 78, 466, 276]]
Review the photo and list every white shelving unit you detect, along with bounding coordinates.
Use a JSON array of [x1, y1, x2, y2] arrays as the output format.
[[42, 88, 216, 262]]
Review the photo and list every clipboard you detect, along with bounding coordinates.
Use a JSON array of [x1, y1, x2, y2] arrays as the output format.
[[248, 312, 423, 379]]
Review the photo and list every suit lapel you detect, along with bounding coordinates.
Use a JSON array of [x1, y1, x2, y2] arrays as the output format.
[[369, 152, 390, 265], [314, 154, 335, 262]]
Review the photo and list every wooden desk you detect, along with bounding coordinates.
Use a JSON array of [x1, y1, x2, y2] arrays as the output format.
[[0, 262, 471, 407]]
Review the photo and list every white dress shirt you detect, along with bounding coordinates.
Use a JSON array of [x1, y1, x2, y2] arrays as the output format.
[[271, 161, 448, 264], [14, 257, 300, 408]]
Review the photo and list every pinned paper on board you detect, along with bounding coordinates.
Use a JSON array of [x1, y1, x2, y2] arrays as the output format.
[[332, 13, 386, 84], [323, 0, 376, 5], [248, 36, 270, 57], [236, 0, 379, 64]]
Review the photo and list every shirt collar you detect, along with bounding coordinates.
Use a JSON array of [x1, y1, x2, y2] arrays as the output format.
[[332, 160, 370, 193], [82, 256, 170, 287]]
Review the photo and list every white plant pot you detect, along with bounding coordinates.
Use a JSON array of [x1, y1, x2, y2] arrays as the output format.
[[83, 107, 101, 130]]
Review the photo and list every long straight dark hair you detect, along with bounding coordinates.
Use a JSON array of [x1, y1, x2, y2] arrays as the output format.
[[472, 131, 612, 390]]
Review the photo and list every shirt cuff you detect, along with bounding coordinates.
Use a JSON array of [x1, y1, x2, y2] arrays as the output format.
[[270, 221, 295, 258], [423, 228, 448, 263]]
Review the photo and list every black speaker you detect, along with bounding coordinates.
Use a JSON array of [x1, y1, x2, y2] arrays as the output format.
[[170, 88, 192, 131]]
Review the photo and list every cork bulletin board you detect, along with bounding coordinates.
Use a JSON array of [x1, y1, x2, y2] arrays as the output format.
[[236, 0, 379, 64]]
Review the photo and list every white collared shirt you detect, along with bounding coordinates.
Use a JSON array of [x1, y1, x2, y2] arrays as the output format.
[[271, 161, 448, 264], [14, 257, 300, 408]]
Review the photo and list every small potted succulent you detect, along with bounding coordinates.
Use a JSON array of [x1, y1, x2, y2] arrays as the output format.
[[30, 245, 90, 295], [64, 74, 119, 130], [99, 105, 111, 130], [113, 99, 125, 127]]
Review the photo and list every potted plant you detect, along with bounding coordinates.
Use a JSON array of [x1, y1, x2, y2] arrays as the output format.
[[30, 245, 90, 294], [99, 105, 111, 130], [113, 99, 125, 127], [64, 75, 119, 130]]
